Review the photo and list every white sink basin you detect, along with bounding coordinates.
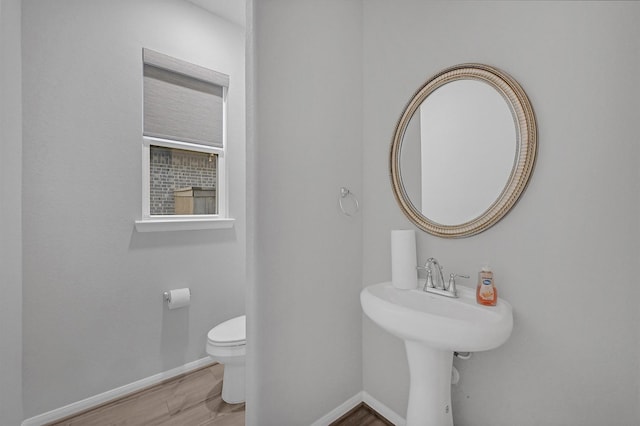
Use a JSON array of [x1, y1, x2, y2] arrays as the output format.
[[361, 281, 513, 426], [361, 281, 513, 352]]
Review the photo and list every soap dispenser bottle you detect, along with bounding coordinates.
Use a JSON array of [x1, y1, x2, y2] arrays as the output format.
[[476, 266, 497, 306]]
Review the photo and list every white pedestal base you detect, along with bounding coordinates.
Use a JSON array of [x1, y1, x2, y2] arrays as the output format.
[[404, 341, 454, 426], [221, 362, 245, 404]]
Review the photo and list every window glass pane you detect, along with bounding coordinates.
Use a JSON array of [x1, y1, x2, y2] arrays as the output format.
[[150, 145, 217, 215]]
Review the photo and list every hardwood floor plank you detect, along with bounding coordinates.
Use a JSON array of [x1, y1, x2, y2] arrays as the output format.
[[165, 366, 223, 416], [205, 411, 245, 426], [158, 394, 244, 426]]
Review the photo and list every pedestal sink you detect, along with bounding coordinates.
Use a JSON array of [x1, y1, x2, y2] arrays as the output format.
[[361, 282, 513, 426]]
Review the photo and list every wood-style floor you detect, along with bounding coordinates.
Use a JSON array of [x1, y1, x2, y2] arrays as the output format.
[[45, 362, 393, 426], [47, 363, 244, 426], [329, 403, 394, 426]]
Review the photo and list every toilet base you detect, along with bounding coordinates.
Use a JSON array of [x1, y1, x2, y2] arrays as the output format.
[[221, 362, 245, 404]]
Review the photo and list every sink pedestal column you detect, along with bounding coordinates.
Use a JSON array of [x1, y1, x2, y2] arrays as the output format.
[[404, 341, 454, 426]]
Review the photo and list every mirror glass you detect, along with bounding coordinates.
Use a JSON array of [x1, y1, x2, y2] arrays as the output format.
[[390, 64, 536, 237], [401, 80, 517, 225]]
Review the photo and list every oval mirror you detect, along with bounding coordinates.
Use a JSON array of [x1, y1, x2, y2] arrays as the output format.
[[390, 64, 537, 238]]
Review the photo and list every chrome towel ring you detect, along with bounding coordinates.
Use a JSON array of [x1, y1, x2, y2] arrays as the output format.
[[339, 187, 359, 217]]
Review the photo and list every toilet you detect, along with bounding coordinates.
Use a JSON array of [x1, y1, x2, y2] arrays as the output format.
[[206, 315, 246, 404]]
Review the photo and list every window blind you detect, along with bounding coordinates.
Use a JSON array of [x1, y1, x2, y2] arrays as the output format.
[[143, 48, 229, 148]]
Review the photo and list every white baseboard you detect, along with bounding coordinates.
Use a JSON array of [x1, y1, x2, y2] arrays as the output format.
[[310, 390, 405, 426], [362, 391, 406, 426], [310, 391, 364, 426], [21, 357, 214, 426]]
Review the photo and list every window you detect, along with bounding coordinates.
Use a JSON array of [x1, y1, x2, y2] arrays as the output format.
[[135, 49, 234, 231]]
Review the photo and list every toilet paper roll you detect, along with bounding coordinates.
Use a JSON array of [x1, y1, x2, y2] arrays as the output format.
[[166, 288, 191, 310], [391, 230, 418, 290]]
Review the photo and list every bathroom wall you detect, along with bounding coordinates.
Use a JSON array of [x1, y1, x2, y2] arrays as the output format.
[[250, 1, 363, 424], [362, 1, 640, 425], [0, 0, 23, 423], [21, 0, 246, 417]]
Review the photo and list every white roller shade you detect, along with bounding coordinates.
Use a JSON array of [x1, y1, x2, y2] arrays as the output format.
[[143, 48, 228, 148]]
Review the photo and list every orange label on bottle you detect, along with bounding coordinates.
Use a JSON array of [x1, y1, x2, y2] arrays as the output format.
[[478, 285, 495, 301], [476, 270, 497, 305]]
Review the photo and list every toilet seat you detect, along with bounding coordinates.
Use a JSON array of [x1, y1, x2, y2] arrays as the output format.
[[207, 315, 245, 347]]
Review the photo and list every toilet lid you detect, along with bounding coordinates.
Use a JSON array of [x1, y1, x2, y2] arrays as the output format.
[[208, 315, 246, 346]]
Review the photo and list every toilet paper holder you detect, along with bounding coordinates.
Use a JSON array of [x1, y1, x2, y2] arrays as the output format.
[[163, 288, 192, 310], [163, 289, 191, 302]]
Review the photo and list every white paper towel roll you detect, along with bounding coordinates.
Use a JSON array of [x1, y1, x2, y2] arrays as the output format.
[[166, 288, 191, 310], [391, 230, 418, 290]]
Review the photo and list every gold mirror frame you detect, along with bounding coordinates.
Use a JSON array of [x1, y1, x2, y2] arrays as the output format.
[[390, 64, 537, 238]]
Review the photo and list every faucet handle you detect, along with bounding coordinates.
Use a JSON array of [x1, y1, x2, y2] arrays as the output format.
[[417, 265, 436, 291], [425, 269, 435, 289], [417, 268, 435, 291], [447, 273, 469, 295]]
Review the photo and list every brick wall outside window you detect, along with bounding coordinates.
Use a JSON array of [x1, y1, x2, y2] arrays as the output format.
[[150, 146, 217, 215]]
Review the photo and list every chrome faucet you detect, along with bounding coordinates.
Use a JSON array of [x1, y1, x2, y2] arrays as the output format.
[[418, 257, 468, 298]]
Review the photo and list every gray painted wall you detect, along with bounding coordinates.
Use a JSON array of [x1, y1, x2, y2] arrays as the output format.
[[21, 0, 246, 417], [362, 2, 640, 425], [251, 1, 363, 424], [0, 0, 23, 423]]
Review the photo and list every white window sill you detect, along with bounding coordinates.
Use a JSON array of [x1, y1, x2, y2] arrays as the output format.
[[134, 217, 235, 232]]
